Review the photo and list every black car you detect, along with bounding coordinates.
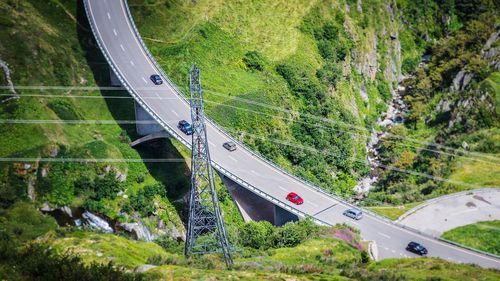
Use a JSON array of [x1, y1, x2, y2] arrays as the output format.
[[177, 120, 193, 135], [150, 74, 163, 85], [406, 242, 428, 255]]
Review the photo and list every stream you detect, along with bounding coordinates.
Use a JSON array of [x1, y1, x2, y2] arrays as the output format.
[[354, 81, 409, 194]]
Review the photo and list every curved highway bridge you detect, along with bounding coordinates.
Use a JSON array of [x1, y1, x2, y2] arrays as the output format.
[[84, 0, 500, 268]]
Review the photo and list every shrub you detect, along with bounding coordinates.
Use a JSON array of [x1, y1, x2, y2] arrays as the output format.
[[316, 62, 342, 86], [238, 221, 275, 249], [154, 235, 183, 254], [47, 99, 82, 120], [94, 173, 122, 200], [130, 183, 166, 216], [243, 51, 267, 71]]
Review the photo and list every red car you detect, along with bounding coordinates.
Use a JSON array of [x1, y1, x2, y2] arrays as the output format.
[[286, 192, 303, 205]]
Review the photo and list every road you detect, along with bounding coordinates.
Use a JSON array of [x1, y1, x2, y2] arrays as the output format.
[[399, 189, 500, 236], [83, 0, 500, 269]]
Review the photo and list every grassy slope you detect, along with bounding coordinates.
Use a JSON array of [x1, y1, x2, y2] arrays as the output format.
[[130, 0, 406, 194], [0, 201, 58, 242], [367, 201, 421, 220], [441, 220, 500, 256], [43, 229, 500, 280], [0, 0, 185, 232], [49, 230, 172, 268]]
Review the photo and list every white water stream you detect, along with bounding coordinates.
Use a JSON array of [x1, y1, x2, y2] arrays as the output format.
[[354, 83, 408, 194]]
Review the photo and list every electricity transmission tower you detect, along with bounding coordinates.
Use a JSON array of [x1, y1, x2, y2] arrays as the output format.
[[185, 64, 233, 266]]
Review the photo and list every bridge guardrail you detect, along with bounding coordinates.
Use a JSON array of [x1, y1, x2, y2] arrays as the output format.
[[88, 0, 499, 263]]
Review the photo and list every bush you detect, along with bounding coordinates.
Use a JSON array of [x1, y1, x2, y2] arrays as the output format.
[[154, 235, 183, 254], [316, 62, 342, 86], [130, 183, 166, 216], [243, 51, 267, 71], [47, 99, 82, 120], [238, 221, 275, 249], [94, 173, 122, 200]]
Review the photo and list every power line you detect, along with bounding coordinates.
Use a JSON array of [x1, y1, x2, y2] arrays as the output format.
[[200, 99, 500, 166], [0, 119, 173, 125], [0, 157, 187, 163], [218, 126, 499, 190], [3, 93, 499, 165], [3, 88, 499, 162]]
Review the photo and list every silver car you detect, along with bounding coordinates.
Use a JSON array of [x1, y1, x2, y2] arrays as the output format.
[[343, 208, 363, 220], [223, 141, 236, 151]]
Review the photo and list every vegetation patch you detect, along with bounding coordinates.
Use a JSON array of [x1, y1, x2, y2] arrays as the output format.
[[441, 220, 500, 255]]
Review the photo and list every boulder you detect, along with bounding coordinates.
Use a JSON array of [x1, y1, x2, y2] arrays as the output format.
[[82, 211, 113, 233], [135, 264, 157, 273], [119, 221, 156, 242]]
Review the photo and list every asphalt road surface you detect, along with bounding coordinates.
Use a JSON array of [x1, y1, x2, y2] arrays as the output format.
[[84, 0, 500, 269]]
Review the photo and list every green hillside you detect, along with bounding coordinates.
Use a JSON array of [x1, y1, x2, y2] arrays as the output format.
[[0, 0, 499, 279], [0, 0, 187, 236], [130, 0, 418, 195]]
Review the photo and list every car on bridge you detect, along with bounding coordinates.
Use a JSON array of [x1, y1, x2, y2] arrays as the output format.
[[177, 120, 193, 135], [343, 208, 363, 220], [150, 74, 163, 85], [406, 241, 428, 256], [223, 141, 236, 151], [286, 192, 303, 205]]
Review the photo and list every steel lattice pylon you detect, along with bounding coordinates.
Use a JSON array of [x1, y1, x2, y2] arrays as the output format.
[[184, 64, 233, 265]]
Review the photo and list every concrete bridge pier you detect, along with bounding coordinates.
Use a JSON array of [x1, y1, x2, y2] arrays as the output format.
[[129, 101, 171, 147], [110, 69, 121, 87], [134, 101, 165, 136], [217, 172, 299, 226]]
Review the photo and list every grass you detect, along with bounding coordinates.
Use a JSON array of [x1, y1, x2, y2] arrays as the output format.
[[367, 201, 422, 221], [368, 258, 500, 281], [447, 158, 500, 189], [32, 226, 500, 280], [49, 230, 173, 268], [441, 220, 500, 256], [0, 201, 58, 242]]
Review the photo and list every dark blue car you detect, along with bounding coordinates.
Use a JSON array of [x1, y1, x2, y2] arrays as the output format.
[[177, 120, 193, 135], [406, 242, 427, 255], [150, 74, 163, 85]]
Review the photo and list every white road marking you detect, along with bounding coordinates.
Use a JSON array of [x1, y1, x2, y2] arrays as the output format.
[[277, 185, 286, 191], [309, 201, 319, 207], [251, 170, 258, 175], [349, 221, 359, 226], [377, 232, 391, 239], [120, 44, 125, 51], [171, 110, 179, 117], [228, 155, 237, 162], [384, 247, 389, 251], [141, 77, 147, 84], [208, 141, 215, 146], [130, 60, 135, 66], [107, 12, 111, 20], [391, 250, 396, 253], [113, 28, 117, 36], [154, 93, 161, 99]]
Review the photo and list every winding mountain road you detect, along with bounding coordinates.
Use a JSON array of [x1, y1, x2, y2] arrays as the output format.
[[83, 0, 500, 269]]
